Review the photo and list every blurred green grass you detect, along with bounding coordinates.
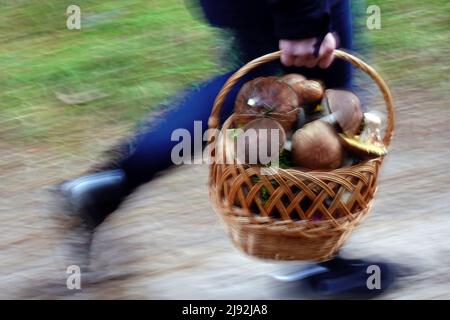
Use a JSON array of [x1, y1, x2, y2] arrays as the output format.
[[0, 0, 448, 145], [0, 0, 219, 143], [366, 0, 449, 92]]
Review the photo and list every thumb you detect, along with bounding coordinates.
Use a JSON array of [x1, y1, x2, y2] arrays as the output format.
[[318, 33, 337, 69]]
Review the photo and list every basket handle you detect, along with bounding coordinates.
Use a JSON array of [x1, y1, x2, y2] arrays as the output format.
[[208, 49, 395, 147]]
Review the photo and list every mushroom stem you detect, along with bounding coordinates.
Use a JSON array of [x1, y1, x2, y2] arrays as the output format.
[[320, 113, 338, 126], [360, 112, 383, 145], [318, 112, 344, 132]]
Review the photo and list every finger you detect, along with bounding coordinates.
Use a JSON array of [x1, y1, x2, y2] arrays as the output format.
[[279, 40, 296, 67], [317, 33, 336, 68], [293, 56, 305, 67], [318, 54, 334, 69], [304, 56, 319, 68], [281, 53, 295, 67], [332, 32, 341, 48], [279, 39, 290, 50], [294, 53, 319, 68], [318, 34, 335, 57], [293, 50, 316, 67]]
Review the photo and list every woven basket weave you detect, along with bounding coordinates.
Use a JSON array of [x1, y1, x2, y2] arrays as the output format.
[[208, 50, 395, 262]]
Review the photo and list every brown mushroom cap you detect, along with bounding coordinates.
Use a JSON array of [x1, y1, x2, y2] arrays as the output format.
[[235, 77, 299, 131], [322, 89, 363, 135], [280, 73, 307, 85], [296, 80, 324, 104], [234, 118, 286, 165], [280, 75, 324, 105], [291, 120, 343, 169]]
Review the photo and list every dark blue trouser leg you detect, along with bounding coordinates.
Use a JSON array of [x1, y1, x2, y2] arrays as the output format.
[[119, 69, 276, 186]]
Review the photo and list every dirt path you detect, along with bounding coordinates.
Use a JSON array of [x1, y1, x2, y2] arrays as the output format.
[[0, 90, 449, 299]]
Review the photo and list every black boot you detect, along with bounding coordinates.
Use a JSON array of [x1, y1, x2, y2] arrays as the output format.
[[59, 169, 131, 228], [272, 255, 398, 299], [305, 256, 398, 298]]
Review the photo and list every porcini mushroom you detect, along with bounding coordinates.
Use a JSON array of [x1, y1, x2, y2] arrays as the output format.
[[234, 77, 299, 131], [291, 120, 343, 169], [235, 118, 286, 165], [280, 73, 306, 86], [339, 112, 387, 159], [280, 74, 324, 104], [360, 112, 383, 144], [321, 89, 363, 135]]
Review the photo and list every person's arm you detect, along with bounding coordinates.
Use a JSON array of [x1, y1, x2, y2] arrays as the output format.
[[266, 0, 338, 69], [266, 0, 330, 39]]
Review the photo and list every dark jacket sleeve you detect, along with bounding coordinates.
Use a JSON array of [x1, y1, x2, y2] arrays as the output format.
[[265, 0, 331, 39]]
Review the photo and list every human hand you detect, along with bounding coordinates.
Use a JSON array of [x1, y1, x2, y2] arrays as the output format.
[[279, 32, 338, 69]]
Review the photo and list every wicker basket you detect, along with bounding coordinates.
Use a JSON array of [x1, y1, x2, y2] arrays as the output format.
[[208, 50, 395, 262]]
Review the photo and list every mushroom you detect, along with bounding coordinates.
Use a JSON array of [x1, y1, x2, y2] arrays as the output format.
[[279, 74, 307, 100], [339, 112, 387, 159], [234, 77, 299, 131], [291, 120, 343, 169], [321, 89, 363, 135], [234, 118, 286, 165], [280, 74, 324, 104], [360, 112, 383, 144]]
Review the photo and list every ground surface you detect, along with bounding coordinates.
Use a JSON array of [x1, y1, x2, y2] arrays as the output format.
[[1, 90, 449, 299]]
